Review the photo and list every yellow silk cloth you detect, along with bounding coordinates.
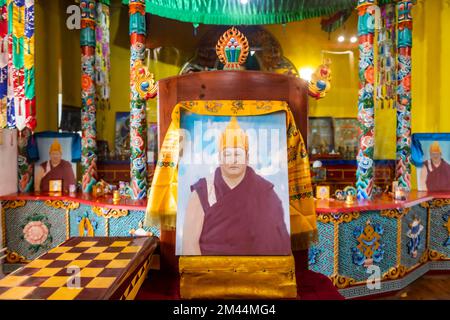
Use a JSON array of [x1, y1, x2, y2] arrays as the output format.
[[145, 100, 317, 250], [179, 255, 297, 299]]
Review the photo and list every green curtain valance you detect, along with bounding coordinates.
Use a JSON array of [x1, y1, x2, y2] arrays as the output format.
[[121, 0, 397, 25]]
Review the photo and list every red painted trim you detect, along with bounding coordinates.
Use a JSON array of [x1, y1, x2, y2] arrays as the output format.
[[0, 192, 148, 211]]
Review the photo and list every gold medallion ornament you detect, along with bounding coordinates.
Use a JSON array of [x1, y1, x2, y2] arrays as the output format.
[[131, 60, 157, 100], [216, 27, 249, 70], [308, 59, 332, 99]]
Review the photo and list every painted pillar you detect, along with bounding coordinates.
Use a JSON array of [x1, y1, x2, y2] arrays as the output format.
[[80, 0, 97, 193], [356, 0, 377, 200], [128, 0, 147, 200], [395, 1, 413, 191]]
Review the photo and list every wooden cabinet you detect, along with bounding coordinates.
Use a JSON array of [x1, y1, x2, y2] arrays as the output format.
[[312, 160, 395, 194]]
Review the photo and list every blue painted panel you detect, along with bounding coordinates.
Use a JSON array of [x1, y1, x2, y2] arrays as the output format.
[[69, 204, 106, 237], [4, 201, 66, 261], [338, 211, 398, 282], [429, 203, 450, 258], [308, 221, 334, 276], [401, 205, 428, 268], [109, 210, 160, 237]]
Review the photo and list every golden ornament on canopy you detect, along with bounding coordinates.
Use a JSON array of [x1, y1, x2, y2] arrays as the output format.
[[216, 27, 249, 70]]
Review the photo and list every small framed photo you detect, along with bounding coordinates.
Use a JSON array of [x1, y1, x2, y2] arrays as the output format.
[[49, 180, 62, 193], [316, 185, 330, 200]]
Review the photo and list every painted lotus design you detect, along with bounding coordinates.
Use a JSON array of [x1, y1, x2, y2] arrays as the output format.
[[23, 221, 49, 245]]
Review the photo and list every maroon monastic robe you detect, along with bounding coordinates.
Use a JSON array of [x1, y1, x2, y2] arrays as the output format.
[[425, 159, 450, 191], [39, 160, 76, 192], [191, 166, 291, 255]]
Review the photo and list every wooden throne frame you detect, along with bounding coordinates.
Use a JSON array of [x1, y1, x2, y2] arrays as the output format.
[[156, 70, 309, 273]]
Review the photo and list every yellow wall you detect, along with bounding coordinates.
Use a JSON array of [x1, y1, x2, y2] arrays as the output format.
[[35, 0, 450, 190]]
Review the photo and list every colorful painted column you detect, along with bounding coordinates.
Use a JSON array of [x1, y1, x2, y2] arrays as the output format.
[[128, 0, 147, 200], [80, 0, 97, 193], [356, 0, 377, 200], [395, 1, 413, 191]]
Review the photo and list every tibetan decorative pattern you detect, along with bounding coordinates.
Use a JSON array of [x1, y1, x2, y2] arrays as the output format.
[[339, 212, 397, 282], [382, 264, 407, 280], [317, 212, 360, 224], [44, 200, 80, 210], [131, 60, 156, 101], [69, 204, 106, 237], [216, 27, 249, 70], [92, 206, 128, 219], [6, 0, 36, 132], [356, 0, 378, 200], [375, 3, 396, 109], [80, 0, 98, 193], [109, 210, 159, 237], [330, 274, 356, 289], [4, 200, 66, 261], [380, 207, 410, 219], [395, 0, 413, 191], [429, 203, 450, 259], [401, 205, 427, 269], [94, 1, 110, 110], [308, 59, 332, 99], [2, 199, 26, 209], [352, 219, 385, 267], [5, 249, 28, 264], [94, 1, 110, 138], [308, 221, 334, 276], [128, 0, 149, 200]]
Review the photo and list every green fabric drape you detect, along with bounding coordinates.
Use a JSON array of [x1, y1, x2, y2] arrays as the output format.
[[121, 0, 397, 25]]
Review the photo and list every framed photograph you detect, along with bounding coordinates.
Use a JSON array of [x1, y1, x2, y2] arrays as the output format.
[[176, 111, 291, 256], [115, 112, 130, 157], [32, 132, 79, 193], [412, 133, 450, 192], [308, 117, 334, 154], [316, 185, 330, 200], [49, 180, 62, 192], [333, 117, 359, 157]]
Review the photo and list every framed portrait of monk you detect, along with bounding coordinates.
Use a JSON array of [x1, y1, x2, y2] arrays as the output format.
[[30, 132, 81, 193], [412, 133, 450, 192], [176, 111, 291, 256]]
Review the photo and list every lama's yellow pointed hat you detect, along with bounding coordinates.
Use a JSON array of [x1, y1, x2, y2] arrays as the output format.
[[219, 116, 248, 151], [49, 139, 62, 154], [430, 141, 442, 154]]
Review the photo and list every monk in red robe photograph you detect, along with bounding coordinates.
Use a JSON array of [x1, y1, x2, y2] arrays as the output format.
[[420, 141, 450, 192], [182, 117, 291, 256], [35, 139, 76, 192]]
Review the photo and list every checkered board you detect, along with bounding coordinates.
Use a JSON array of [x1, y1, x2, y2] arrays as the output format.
[[0, 237, 159, 300]]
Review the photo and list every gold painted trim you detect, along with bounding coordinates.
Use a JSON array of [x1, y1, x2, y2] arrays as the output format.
[[44, 200, 79, 210], [428, 249, 448, 261], [105, 217, 109, 236], [5, 250, 29, 264], [380, 207, 410, 219], [382, 265, 407, 280], [92, 206, 128, 219], [422, 199, 450, 208], [333, 222, 339, 276], [329, 274, 356, 289], [2, 200, 27, 247], [317, 212, 360, 224], [65, 210, 70, 240], [121, 257, 152, 300]]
